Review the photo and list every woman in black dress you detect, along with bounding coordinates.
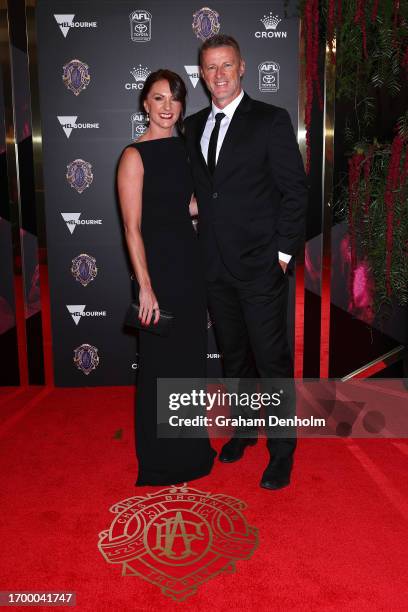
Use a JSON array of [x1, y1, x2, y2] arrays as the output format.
[[117, 70, 216, 486]]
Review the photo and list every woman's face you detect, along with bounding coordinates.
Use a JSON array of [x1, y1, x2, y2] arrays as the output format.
[[143, 79, 182, 130]]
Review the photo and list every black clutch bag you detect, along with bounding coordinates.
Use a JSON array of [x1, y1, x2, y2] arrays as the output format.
[[124, 301, 174, 336]]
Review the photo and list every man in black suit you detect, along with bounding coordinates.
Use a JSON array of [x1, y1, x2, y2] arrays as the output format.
[[184, 35, 308, 490]]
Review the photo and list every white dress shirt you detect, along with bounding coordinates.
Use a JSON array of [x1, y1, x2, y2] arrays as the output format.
[[199, 90, 291, 264], [200, 89, 244, 165]]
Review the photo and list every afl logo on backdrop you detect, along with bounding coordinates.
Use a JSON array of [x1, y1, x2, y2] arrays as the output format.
[[192, 7, 220, 41], [62, 59, 91, 96], [131, 113, 148, 140], [66, 159, 93, 193], [73, 343, 100, 375], [258, 61, 280, 93], [70, 253, 98, 287], [130, 10, 152, 42]]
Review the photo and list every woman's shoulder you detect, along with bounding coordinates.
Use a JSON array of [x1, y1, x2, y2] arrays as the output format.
[[120, 138, 152, 160], [120, 143, 143, 159], [118, 143, 144, 174], [122, 141, 141, 152]]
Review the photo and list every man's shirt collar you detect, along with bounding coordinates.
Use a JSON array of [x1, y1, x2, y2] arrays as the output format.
[[211, 89, 244, 120]]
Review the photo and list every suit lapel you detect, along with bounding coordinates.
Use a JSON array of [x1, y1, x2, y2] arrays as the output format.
[[191, 93, 253, 183], [194, 107, 211, 179], [213, 92, 252, 182]]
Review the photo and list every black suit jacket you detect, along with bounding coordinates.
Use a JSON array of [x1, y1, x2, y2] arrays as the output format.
[[184, 92, 308, 280]]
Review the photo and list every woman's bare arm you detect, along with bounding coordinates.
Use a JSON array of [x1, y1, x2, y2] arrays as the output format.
[[117, 147, 159, 325]]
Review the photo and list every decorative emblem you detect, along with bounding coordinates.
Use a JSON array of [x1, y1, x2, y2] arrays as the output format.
[[129, 9, 152, 42], [62, 59, 90, 96], [260, 12, 281, 30], [258, 61, 280, 93], [66, 159, 93, 193], [70, 253, 97, 286], [255, 12, 287, 39], [131, 112, 148, 140], [98, 484, 258, 601], [192, 7, 220, 41], [129, 64, 151, 89], [73, 343, 99, 375]]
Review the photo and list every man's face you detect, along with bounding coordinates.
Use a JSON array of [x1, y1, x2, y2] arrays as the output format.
[[200, 45, 245, 108]]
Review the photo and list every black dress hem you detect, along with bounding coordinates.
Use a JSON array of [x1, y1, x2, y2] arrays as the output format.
[[134, 450, 216, 487]]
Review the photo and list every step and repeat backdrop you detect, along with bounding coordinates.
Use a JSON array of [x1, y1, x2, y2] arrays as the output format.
[[36, 0, 300, 386]]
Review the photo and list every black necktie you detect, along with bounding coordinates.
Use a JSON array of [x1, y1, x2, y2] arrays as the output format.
[[207, 112, 225, 174]]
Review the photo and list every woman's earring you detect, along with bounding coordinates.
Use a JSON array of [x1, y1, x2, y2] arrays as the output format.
[[145, 111, 150, 123]]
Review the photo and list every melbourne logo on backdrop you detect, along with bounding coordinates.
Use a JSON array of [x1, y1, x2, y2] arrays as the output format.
[[61, 213, 102, 235], [98, 484, 258, 601], [184, 66, 200, 88], [54, 14, 97, 38], [66, 305, 106, 325], [57, 116, 99, 139]]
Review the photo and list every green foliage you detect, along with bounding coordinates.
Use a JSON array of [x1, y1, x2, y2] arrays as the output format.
[[335, 143, 408, 310], [334, 1, 407, 137], [297, 0, 408, 312], [397, 112, 408, 140]]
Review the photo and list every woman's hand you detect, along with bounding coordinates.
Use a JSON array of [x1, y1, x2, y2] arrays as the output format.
[[138, 285, 160, 326], [189, 193, 198, 217]]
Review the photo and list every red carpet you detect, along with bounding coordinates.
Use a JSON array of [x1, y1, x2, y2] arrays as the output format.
[[1, 385, 407, 611]]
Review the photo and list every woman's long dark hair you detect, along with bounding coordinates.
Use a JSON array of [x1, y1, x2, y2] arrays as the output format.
[[140, 69, 187, 134]]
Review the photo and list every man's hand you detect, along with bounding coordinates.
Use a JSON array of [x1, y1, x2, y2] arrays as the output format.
[[279, 260, 288, 274]]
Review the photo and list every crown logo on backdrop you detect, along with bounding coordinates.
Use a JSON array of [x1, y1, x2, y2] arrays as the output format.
[[130, 65, 151, 82], [260, 13, 281, 30]]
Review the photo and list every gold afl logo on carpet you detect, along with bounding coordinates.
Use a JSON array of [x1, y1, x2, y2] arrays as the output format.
[[98, 483, 258, 601]]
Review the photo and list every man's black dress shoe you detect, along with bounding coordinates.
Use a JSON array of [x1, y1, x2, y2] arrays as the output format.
[[260, 456, 293, 490], [219, 437, 257, 463]]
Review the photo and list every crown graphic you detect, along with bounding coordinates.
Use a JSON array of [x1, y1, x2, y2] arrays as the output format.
[[260, 13, 281, 30], [130, 64, 151, 82]]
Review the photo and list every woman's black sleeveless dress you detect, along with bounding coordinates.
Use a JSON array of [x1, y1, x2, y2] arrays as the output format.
[[127, 137, 216, 486]]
